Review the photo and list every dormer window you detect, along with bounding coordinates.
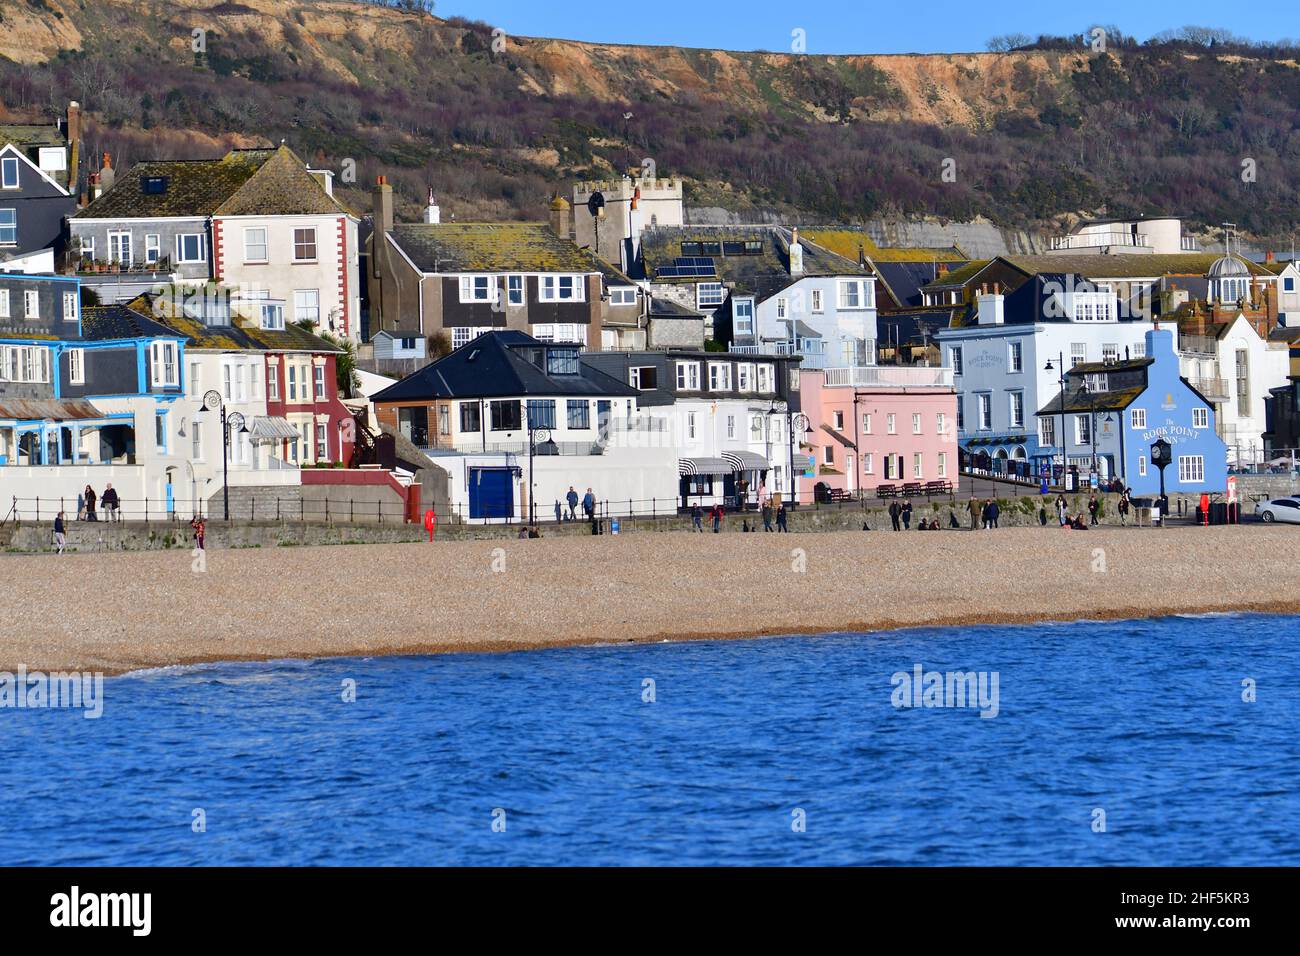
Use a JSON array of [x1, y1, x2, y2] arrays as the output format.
[[546, 347, 580, 375], [540, 275, 584, 302], [459, 275, 495, 303], [1, 157, 19, 189], [141, 176, 169, 195]]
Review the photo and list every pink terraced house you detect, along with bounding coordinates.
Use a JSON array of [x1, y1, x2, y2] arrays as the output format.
[[800, 366, 959, 494]]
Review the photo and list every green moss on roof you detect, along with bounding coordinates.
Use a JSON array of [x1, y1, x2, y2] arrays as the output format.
[[390, 223, 603, 273], [75, 145, 344, 220]]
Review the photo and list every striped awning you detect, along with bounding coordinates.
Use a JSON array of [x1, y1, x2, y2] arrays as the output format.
[[722, 450, 770, 473], [678, 456, 731, 476], [248, 416, 300, 444]]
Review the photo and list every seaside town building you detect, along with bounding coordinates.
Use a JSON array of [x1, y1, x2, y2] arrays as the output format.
[[370, 330, 678, 521], [580, 348, 801, 508], [0, 102, 80, 273], [1035, 326, 1228, 495], [0, 272, 187, 509], [365, 180, 650, 363], [70, 146, 360, 341]]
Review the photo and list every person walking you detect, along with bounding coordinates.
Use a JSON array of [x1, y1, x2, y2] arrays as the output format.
[[53, 511, 66, 555], [901, 500, 912, 530], [83, 485, 98, 522], [101, 483, 121, 522], [690, 503, 703, 532], [761, 500, 773, 532], [565, 486, 579, 521], [1118, 490, 1130, 526], [967, 495, 980, 530], [1056, 494, 1068, 527], [1088, 494, 1100, 527], [776, 502, 789, 533], [582, 487, 596, 522], [888, 500, 901, 532], [711, 503, 723, 533], [554, 500, 562, 523], [191, 515, 206, 550], [987, 499, 1000, 529]]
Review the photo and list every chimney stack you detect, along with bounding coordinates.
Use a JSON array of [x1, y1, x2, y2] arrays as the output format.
[[423, 187, 441, 224], [548, 195, 571, 239], [89, 171, 102, 201], [788, 227, 804, 276], [374, 176, 393, 235], [66, 101, 81, 144], [99, 153, 115, 193]]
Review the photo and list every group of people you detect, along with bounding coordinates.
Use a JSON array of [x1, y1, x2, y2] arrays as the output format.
[[76, 483, 121, 522], [516, 525, 542, 539], [557, 486, 597, 523]]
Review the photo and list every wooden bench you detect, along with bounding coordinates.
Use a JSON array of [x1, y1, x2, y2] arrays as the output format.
[[900, 482, 925, 498], [875, 484, 898, 498], [924, 480, 954, 496], [826, 488, 854, 502]]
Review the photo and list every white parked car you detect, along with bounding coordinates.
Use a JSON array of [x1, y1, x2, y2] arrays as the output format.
[[1254, 498, 1300, 524]]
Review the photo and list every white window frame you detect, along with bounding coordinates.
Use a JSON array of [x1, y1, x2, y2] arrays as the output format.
[[1008, 340, 1023, 373], [176, 233, 206, 263], [863, 413, 872, 434], [810, 289, 823, 313], [676, 361, 700, 391], [1178, 455, 1205, 484], [459, 275, 496, 303], [1009, 391, 1024, 429], [508, 275, 525, 306], [1130, 408, 1146, 429], [978, 394, 992, 431], [913, 452, 924, 479], [144, 234, 161, 264], [696, 282, 725, 309], [68, 348, 84, 385], [950, 345, 963, 376], [0, 289, 8, 318], [887, 413, 897, 435], [1138, 455, 1147, 477], [24, 289, 38, 319], [314, 365, 326, 401], [733, 298, 755, 336], [0, 208, 16, 246], [150, 341, 179, 388], [837, 279, 869, 310], [0, 157, 18, 189], [937, 452, 947, 478], [244, 227, 268, 264], [708, 362, 732, 391], [292, 227, 318, 263], [756, 364, 774, 393], [294, 289, 321, 326], [62, 290, 78, 323], [737, 362, 753, 392], [608, 285, 636, 306], [912, 412, 922, 434], [107, 230, 132, 265], [267, 363, 280, 401], [540, 274, 585, 303], [1192, 407, 1209, 429], [1075, 414, 1091, 445]]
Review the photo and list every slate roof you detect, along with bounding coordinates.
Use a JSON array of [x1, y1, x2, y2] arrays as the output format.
[[795, 228, 965, 264], [81, 305, 186, 341], [0, 123, 73, 190], [74, 145, 346, 220], [878, 310, 955, 348], [649, 297, 704, 318], [872, 260, 969, 310], [372, 331, 637, 402], [639, 225, 865, 302], [388, 223, 604, 274], [922, 259, 990, 289], [125, 292, 342, 353], [948, 273, 1155, 329]]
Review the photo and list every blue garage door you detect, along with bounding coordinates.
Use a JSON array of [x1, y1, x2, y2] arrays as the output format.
[[469, 467, 514, 519]]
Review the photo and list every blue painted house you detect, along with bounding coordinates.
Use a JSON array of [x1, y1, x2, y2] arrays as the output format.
[[1036, 327, 1227, 495]]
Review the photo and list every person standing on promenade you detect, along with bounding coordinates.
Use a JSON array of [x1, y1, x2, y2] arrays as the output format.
[[1056, 494, 1068, 527], [101, 483, 121, 522], [761, 500, 773, 532], [191, 515, 206, 550], [690, 503, 703, 532], [711, 503, 724, 533], [83, 485, 98, 522], [53, 511, 66, 555], [1088, 494, 1100, 526], [776, 503, 789, 532], [968, 495, 980, 530], [1038, 503, 1048, 526], [888, 500, 901, 531], [1118, 490, 1130, 526], [582, 487, 596, 522], [986, 499, 1000, 529], [757, 481, 767, 513], [566, 486, 579, 520], [949, 510, 960, 529], [901, 500, 912, 530]]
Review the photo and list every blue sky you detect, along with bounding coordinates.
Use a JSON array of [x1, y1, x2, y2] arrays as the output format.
[[440, 1, 1269, 55]]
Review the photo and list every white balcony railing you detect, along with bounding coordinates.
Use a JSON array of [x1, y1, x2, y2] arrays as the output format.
[[823, 366, 955, 388], [1050, 231, 1150, 251]]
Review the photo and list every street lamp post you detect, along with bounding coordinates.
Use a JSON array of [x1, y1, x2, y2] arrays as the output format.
[[526, 410, 551, 525], [199, 389, 246, 522], [1044, 352, 1068, 488]]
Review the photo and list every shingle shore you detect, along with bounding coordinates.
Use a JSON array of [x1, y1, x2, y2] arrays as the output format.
[[4, 525, 1297, 675]]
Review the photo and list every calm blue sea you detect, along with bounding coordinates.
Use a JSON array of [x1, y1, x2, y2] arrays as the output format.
[[3, 613, 1298, 866]]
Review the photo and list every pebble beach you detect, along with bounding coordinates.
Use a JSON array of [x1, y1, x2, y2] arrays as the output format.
[[5, 525, 1298, 675]]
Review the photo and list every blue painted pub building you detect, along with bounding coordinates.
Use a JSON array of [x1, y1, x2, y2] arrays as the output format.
[[1036, 327, 1227, 495]]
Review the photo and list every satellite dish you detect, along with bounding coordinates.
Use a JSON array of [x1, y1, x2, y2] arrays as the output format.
[[587, 191, 606, 218]]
